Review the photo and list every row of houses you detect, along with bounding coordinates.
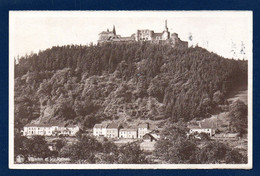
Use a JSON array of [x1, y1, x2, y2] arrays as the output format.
[[93, 122, 156, 139], [22, 124, 80, 137]]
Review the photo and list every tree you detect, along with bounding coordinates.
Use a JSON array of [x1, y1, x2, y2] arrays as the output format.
[[23, 136, 51, 160], [154, 121, 198, 163], [14, 133, 30, 160], [118, 143, 148, 164], [229, 100, 248, 136], [53, 139, 66, 152], [60, 135, 102, 163], [196, 141, 246, 164], [100, 141, 119, 164], [213, 90, 224, 105]]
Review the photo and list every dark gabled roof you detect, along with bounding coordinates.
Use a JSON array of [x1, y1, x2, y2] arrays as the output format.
[[93, 124, 102, 128], [120, 128, 137, 132], [93, 123, 110, 129], [107, 122, 120, 129], [188, 121, 217, 129], [24, 124, 52, 127], [143, 133, 158, 141], [102, 123, 110, 128]]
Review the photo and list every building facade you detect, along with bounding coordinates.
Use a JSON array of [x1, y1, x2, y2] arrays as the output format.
[[138, 123, 151, 138], [119, 129, 137, 139], [188, 121, 216, 137], [93, 124, 103, 136], [106, 122, 121, 138], [22, 124, 79, 137]]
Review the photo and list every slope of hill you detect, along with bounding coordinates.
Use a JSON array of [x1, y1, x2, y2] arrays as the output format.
[[14, 43, 248, 129]]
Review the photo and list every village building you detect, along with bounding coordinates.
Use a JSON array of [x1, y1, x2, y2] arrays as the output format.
[[93, 123, 110, 137], [138, 123, 151, 138], [23, 124, 53, 136], [92, 122, 159, 139], [106, 122, 122, 138], [101, 123, 109, 137], [214, 133, 239, 140], [66, 124, 80, 136], [188, 121, 216, 137], [93, 124, 103, 136], [119, 128, 137, 139], [142, 133, 158, 142], [22, 124, 79, 137]]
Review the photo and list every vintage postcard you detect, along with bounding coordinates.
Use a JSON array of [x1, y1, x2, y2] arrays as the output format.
[[9, 11, 252, 169]]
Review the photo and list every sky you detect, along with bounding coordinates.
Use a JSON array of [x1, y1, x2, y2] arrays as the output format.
[[9, 11, 252, 60]]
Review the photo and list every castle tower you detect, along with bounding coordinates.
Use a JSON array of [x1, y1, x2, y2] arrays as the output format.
[[113, 25, 116, 35], [165, 20, 168, 32], [162, 20, 170, 40]]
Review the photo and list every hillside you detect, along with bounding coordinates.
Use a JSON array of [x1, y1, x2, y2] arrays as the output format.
[[14, 43, 248, 130]]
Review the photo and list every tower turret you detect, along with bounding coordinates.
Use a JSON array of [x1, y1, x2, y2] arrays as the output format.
[[113, 25, 116, 35], [165, 20, 168, 32]]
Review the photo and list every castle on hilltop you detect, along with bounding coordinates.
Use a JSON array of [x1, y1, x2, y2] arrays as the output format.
[[98, 20, 188, 48]]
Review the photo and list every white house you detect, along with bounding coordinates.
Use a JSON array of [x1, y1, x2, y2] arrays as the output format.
[[23, 124, 53, 136], [138, 123, 151, 138], [67, 124, 80, 136], [23, 124, 80, 137], [188, 121, 216, 137], [101, 123, 109, 137], [93, 124, 103, 136], [119, 128, 137, 139]]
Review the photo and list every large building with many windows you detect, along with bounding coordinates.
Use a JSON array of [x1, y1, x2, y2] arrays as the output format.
[[22, 124, 79, 137]]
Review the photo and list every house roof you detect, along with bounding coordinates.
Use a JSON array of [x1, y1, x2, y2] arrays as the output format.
[[188, 121, 217, 129], [107, 122, 120, 129], [102, 123, 110, 128], [143, 133, 158, 141], [150, 133, 160, 140], [120, 128, 137, 132], [93, 124, 102, 128], [24, 124, 52, 127]]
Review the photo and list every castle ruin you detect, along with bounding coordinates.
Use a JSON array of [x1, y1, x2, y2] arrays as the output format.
[[97, 20, 188, 48]]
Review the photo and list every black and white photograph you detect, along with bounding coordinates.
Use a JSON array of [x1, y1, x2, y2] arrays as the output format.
[[9, 11, 252, 169]]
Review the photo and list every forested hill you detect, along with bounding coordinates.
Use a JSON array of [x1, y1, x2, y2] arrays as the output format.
[[14, 43, 247, 129]]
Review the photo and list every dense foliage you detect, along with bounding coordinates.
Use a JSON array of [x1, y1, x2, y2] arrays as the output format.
[[59, 135, 148, 164], [14, 134, 52, 161], [154, 122, 247, 164], [14, 43, 247, 128], [229, 100, 248, 136]]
